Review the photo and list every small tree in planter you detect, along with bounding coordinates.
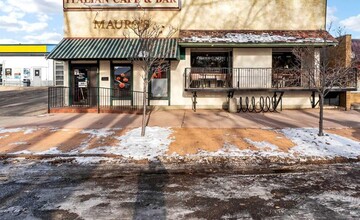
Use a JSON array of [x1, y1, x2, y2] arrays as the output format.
[[293, 29, 358, 136], [125, 12, 177, 136]]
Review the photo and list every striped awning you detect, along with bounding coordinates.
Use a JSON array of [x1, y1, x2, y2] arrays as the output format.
[[47, 38, 179, 60]]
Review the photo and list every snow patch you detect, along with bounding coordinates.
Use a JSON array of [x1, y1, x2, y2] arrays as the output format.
[[82, 127, 173, 160], [76, 128, 117, 151], [182, 33, 332, 44], [192, 176, 276, 200], [194, 144, 289, 158], [24, 128, 37, 134], [0, 128, 24, 134], [35, 147, 63, 155], [0, 135, 9, 139], [2, 127, 359, 161], [80, 129, 115, 138], [0, 127, 37, 134], [282, 128, 360, 159], [310, 192, 360, 216], [10, 142, 28, 146], [0, 206, 23, 214], [74, 157, 116, 165], [9, 150, 32, 155], [244, 138, 280, 151]]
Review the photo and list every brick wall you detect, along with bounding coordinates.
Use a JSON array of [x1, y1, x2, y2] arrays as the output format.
[[328, 35, 352, 68], [343, 92, 360, 110]]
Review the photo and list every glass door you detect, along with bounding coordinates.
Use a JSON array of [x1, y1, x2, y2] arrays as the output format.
[[71, 65, 98, 106], [149, 62, 169, 100], [0, 64, 2, 85]]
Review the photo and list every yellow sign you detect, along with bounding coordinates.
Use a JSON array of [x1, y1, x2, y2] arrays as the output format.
[[64, 0, 181, 10], [0, 45, 47, 53]]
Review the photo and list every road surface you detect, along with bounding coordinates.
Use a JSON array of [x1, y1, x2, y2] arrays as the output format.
[[0, 160, 359, 220], [0, 87, 48, 116]]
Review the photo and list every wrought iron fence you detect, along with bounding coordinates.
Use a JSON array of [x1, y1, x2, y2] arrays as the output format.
[[48, 86, 146, 113], [184, 67, 358, 90]]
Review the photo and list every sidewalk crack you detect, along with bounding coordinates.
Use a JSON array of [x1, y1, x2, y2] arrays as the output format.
[[181, 110, 186, 128]]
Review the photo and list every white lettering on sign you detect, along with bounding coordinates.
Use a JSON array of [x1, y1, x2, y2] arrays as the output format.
[[78, 81, 87, 88], [64, 0, 180, 10]]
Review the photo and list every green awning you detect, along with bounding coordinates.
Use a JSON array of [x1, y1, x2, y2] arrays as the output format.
[[47, 38, 179, 60]]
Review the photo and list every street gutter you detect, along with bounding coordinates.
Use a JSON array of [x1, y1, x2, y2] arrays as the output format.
[[1, 154, 359, 175]]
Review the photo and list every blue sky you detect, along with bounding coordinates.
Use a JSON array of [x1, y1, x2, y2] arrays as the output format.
[[0, 0, 359, 44], [327, 0, 360, 38]]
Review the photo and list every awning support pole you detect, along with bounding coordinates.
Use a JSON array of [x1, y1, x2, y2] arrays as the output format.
[[192, 91, 197, 112], [273, 91, 284, 111], [311, 91, 320, 108]]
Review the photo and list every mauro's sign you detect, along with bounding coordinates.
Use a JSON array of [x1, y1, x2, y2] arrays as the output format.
[[64, 0, 181, 10]]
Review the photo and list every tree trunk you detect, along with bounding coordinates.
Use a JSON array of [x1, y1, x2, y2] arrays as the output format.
[[141, 80, 147, 136], [318, 93, 324, 136]]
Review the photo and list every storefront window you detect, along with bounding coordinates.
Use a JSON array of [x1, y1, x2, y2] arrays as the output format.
[[23, 68, 30, 79], [113, 65, 132, 99], [5, 68, 12, 78], [272, 52, 298, 69], [13, 68, 21, 79], [55, 61, 64, 86], [149, 63, 169, 99]]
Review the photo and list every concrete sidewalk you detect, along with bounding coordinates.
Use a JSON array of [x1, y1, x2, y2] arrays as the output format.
[[0, 109, 359, 168], [0, 109, 359, 129]]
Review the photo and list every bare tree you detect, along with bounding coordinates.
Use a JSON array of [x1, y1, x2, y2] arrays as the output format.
[[124, 12, 177, 136], [293, 30, 358, 136]]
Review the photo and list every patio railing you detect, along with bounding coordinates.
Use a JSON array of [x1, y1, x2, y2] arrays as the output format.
[[48, 86, 146, 113], [184, 67, 358, 90]]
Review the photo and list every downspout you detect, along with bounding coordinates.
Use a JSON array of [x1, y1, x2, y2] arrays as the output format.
[[324, 0, 328, 30]]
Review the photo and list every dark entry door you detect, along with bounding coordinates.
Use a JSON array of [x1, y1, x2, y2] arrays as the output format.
[[71, 65, 98, 106], [0, 64, 2, 85]]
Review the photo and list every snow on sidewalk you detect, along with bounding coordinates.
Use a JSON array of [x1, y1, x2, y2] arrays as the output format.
[[0, 127, 359, 161], [81, 127, 173, 160]]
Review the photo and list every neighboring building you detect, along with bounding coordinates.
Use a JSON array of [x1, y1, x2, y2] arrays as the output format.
[[352, 39, 360, 69], [329, 36, 360, 110], [47, 0, 357, 112], [0, 44, 64, 87], [347, 39, 360, 110]]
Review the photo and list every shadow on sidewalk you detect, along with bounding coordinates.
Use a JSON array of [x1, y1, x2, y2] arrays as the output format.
[[133, 160, 169, 220]]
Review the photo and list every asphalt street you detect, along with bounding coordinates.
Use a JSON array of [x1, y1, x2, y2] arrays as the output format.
[[0, 87, 359, 220], [0, 160, 359, 220], [0, 87, 48, 116]]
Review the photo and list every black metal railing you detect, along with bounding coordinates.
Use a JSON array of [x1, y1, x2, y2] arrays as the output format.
[[184, 67, 358, 90], [48, 87, 146, 113]]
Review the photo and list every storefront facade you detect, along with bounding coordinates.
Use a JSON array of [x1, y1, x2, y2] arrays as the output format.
[[48, 0, 357, 111], [0, 44, 64, 87]]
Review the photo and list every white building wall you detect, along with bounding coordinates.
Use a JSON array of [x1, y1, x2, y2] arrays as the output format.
[[0, 55, 55, 86], [166, 47, 316, 109], [233, 48, 273, 89], [225, 91, 315, 109], [99, 60, 111, 106], [170, 48, 230, 108], [171, 48, 193, 107], [64, 0, 327, 38], [65, 48, 318, 109], [233, 48, 272, 68]]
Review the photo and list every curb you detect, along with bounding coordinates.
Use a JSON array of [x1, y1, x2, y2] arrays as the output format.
[[1, 154, 359, 174]]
